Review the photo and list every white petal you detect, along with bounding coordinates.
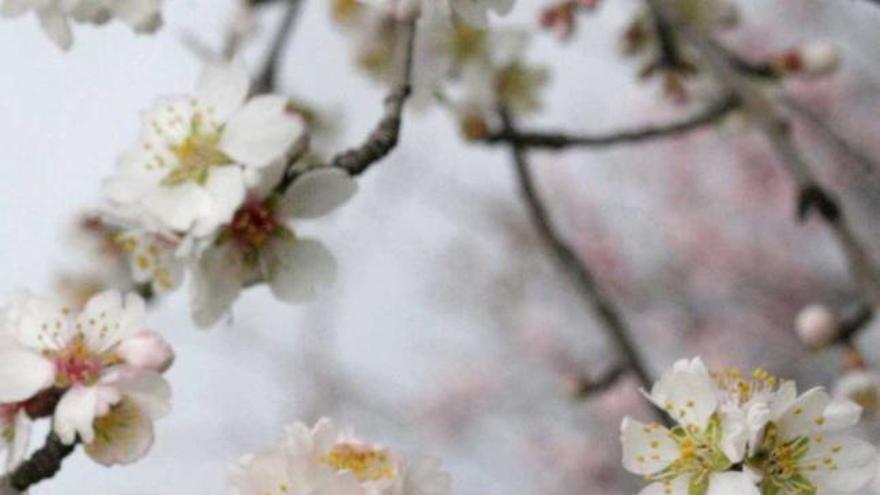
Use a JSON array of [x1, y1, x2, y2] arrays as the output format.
[[822, 398, 862, 431], [649, 356, 718, 429], [277, 168, 357, 220], [802, 434, 876, 491], [37, 8, 72, 50], [77, 290, 146, 352], [776, 387, 831, 440], [0, 345, 55, 403], [189, 245, 245, 329], [54, 385, 100, 444], [637, 478, 690, 495], [620, 417, 678, 475], [706, 471, 760, 495], [264, 237, 337, 303], [192, 166, 247, 237], [143, 182, 214, 233], [84, 397, 155, 466], [195, 61, 250, 123], [112, 369, 172, 419], [220, 95, 303, 169], [8, 410, 32, 471]]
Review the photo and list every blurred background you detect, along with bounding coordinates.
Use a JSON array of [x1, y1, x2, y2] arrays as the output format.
[[3, 0, 880, 493]]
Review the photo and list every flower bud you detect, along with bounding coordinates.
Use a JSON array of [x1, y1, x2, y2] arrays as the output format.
[[834, 370, 880, 414], [116, 329, 175, 373], [795, 304, 839, 349], [775, 42, 840, 77]]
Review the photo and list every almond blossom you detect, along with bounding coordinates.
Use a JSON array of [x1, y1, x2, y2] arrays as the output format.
[[359, 0, 515, 26], [623, 357, 878, 495], [190, 167, 357, 328], [621, 357, 757, 495], [0, 290, 173, 466], [0, 0, 162, 50], [104, 61, 305, 239], [229, 417, 452, 495]]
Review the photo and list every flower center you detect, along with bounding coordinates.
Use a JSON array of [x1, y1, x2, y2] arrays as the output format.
[[162, 114, 229, 186], [712, 368, 779, 405], [219, 199, 289, 264], [321, 443, 396, 482], [750, 423, 818, 495], [52, 336, 110, 387]]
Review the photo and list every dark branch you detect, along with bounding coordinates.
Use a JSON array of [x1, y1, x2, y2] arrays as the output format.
[[500, 107, 660, 416], [5, 433, 77, 492], [570, 364, 628, 400], [330, 18, 417, 176], [252, 0, 305, 94], [837, 303, 875, 344], [485, 95, 738, 150], [643, 0, 880, 305]]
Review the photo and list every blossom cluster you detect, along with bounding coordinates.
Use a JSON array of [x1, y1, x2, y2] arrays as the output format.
[[622, 357, 877, 495], [0, 290, 173, 468], [229, 418, 452, 495], [101, 61, 358, 328], [1, 0, 162, 50]]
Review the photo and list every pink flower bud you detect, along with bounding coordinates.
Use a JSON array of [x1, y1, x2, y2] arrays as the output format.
[[799, 41, 840, 75], [116, 330, 175, 373], [795, 304, 839, 349]]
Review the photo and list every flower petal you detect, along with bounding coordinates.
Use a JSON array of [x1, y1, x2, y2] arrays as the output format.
[[220, 95, 303, 170], [264, 237, 337, 303], [54, 385, 100, 444], [277, 168, 357, 220], [77, 290, 146, 353], [84, 397, 155, 466], [776, 387, 831, 440], [637, 477, 689, 495], [0, 343, 54, 403], [706, 471, 759, 495], [649, 357, 717, 429], [620, 417, 678, 476], [195, 61, 250, 123], [37, 8, 72, 50], [189, 245, 245, 329]]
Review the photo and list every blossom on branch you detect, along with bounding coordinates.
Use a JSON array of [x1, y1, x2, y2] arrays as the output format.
[[0, 290, 173, 466], [359, 0, 515, 26], [229, 417, 452, 495], [622, 357, 877, 495], [191, 168, 356, 328], [104, 61, 304, 239], [0, 0, 163, 50]]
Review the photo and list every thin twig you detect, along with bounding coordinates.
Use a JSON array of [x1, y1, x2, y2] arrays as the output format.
[[500, 107, 659, 411], [252, 0, 305, 94], [643, 1, 880, 306], [570, 364, 628, 400], [4, 433, 77, 492], [329, 18, 417, 176], [782, 95, 878, 174], [486, 95, 739, 149]]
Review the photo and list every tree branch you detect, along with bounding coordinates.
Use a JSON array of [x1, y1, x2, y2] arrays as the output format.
[[4, 433, 77, 493], [252, 0, 305, 94], [329, 17, 417, 176], [499, 107, 659, 412], [643, 1, 880, 306], [570, 364, 628, 400], [485, 95, 738, 150]]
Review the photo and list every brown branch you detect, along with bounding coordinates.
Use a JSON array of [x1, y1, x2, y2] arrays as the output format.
[[643, 1, 880, 305], [782, 96, 878, 174], [500, 107, 661, 418], [329, 18, 417, 176], [4, 433, 77, 492], [570, 364, 628, 400], [252, 0, 305, 94], [485, 95, 738, 150]]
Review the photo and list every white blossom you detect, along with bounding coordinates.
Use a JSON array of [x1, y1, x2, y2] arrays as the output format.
[[104, 61, 304, 239], [0, 290, 172, 466], [623, 357, 878, 495], [834, 370, 880, 414], [229, 417, 452, 495], [0, 0, 162, 50], [190, 167, 356, 328], [359, 0, 514, 26]]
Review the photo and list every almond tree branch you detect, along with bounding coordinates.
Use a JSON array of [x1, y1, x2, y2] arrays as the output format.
[[644, 2, 880, 307], [571, 364, 628, 400], [485, 95, 739, 149], [252, 0, 305, 94], [3, 433, 77, 493], [329, 18, 417, 176], [500, 107, 660, 413]]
